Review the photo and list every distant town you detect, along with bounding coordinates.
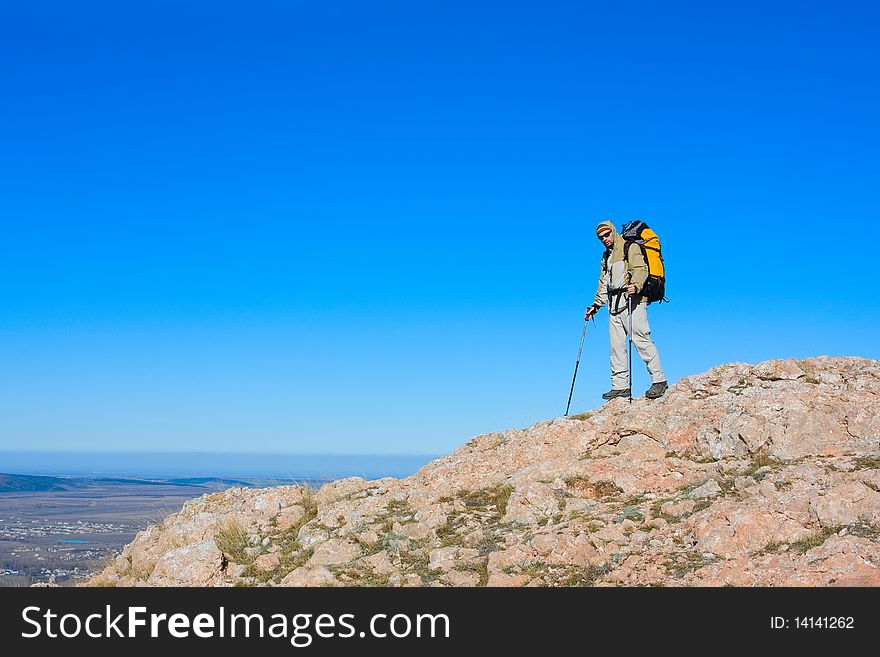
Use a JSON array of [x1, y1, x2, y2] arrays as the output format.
[[0, 517, 130, 586]]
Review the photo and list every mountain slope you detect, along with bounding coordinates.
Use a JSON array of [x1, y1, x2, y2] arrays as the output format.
[[0, 473, 79, 492], [88, 356, 880, 587]]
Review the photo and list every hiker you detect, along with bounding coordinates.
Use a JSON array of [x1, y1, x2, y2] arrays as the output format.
[[584, 220, 667, 399]]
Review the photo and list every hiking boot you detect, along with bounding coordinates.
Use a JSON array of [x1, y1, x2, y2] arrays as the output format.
[[645, 381, 668, 399], [601, 388, 631, 400]]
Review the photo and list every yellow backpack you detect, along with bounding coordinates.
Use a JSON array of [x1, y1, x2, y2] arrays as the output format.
[[621, 220, 666, 303]]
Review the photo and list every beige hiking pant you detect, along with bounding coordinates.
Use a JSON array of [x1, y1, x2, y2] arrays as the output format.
[[609, 297, 665, 390]]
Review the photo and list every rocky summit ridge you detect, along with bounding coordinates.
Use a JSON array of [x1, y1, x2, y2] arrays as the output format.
[[88, 356, 880, 587]]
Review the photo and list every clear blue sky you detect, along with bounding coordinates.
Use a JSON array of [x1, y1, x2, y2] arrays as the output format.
[[1, 0, 878, 457]]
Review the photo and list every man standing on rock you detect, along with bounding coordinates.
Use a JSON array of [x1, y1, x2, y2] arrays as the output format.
[[584, 220, 667, 400]]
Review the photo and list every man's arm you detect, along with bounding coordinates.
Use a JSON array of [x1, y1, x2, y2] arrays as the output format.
[[625, 242, 648, 294]]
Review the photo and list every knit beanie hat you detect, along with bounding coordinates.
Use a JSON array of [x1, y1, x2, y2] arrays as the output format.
[[596, 220, 615, 236]]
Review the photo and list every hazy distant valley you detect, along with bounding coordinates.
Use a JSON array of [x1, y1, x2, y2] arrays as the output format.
[[0, 473, 327, 586]]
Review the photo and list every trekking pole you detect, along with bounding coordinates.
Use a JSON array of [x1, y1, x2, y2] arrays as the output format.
[[564, 318, 589, 416], [627, 293, 633, 403]]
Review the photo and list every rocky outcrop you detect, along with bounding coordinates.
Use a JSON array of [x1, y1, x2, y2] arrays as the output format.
[[88, 356, 880, 587]]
